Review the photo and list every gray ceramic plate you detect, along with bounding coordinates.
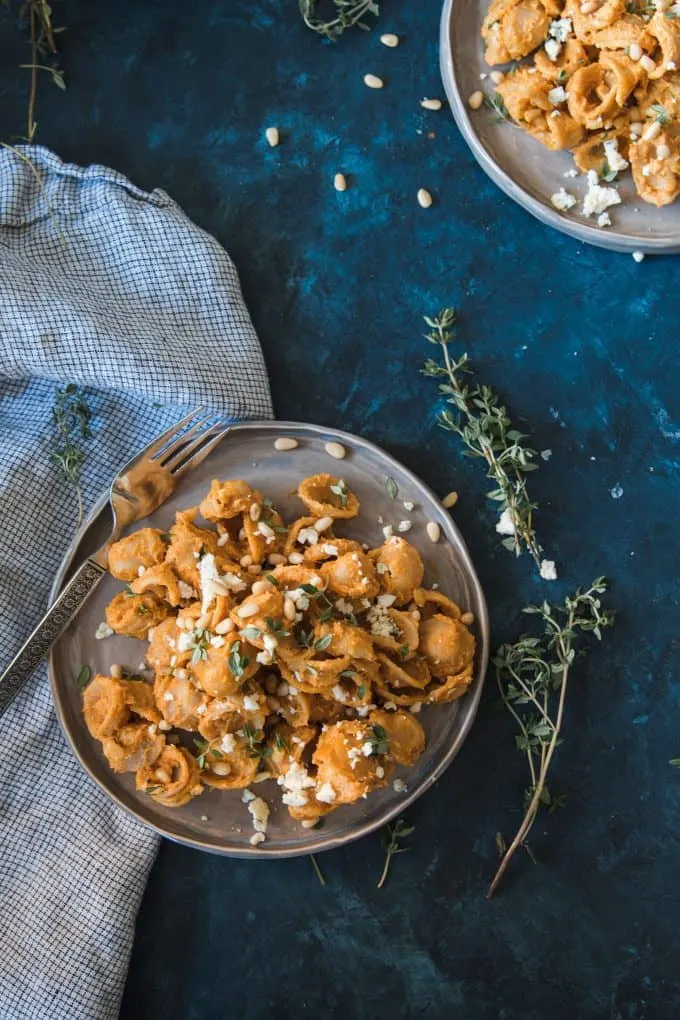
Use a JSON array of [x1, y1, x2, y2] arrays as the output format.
[[439, 0, 680, 253], [49, 421, 488, 858]]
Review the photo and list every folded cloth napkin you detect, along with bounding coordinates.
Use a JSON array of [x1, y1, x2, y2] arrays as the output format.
[[0, 146, 272, 1020]]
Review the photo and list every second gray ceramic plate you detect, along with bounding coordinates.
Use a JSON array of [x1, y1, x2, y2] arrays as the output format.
[[440, 0, 680, 254], [49, 421, 488, 858]]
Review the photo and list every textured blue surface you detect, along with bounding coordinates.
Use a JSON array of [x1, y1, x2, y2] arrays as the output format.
[[2, 0, 680, 1017]]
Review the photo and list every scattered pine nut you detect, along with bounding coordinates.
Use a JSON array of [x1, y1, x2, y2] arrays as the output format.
[[288, 552, 304, 564], [462, 611, 475, 626], [421, 98, 442, 110], [265, 127, 280, 147], [325, 441, 347, 459], [468, 90, 484, 111], [267, 553, 287, 565], [249, 502, 261, 521], [380, 33, 399, 47], [442, 490, 459, 509], [417, 188, 433, 208], [642, 120, 661, 141], [629, 42, 642, 61], [283, 597, 297, 621], [240, 554, 253, 567], [490, 70, 505, 84], [110, 664, 123, 679], [274, 437, 298, 451], [237, 602, 259, 618], [364, 73, 384, 89], [640, 55, 656, 74], [334, 173, 347, 192], [426, 521, 441, 543], [215, 618, 235, 635], [251, 579, 272, 595]]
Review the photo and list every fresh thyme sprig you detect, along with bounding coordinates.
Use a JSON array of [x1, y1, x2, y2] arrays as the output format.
[[310, 853, 326, 885], [299, 0, 379, 39], [487, 578, 614, 897], [422, 309, 544, 571], [483, 92, 513, 124], [4, 0, 66, 141], [49, 384, 93, 527], [377, 816, 414, 888]]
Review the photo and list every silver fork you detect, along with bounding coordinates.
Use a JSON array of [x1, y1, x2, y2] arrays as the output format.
[[0, 407, 232, 718]]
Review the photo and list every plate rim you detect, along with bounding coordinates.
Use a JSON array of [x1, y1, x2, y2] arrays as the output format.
[[439, 0, 680, 255], [49, 419, 489, 858]]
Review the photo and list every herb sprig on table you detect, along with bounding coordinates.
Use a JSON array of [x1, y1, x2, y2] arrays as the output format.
[[422, 308, 545, 572], [50, 384, 93, 527], [487, 578, 614, 897], [2, 0, 66, 141], [299, 0, 379, 39], [377, 817, 415, 888]]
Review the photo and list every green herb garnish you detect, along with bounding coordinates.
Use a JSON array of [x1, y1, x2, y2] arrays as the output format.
[[385, 476, 398, 499], [422, 308, 544, 573], [265, 574, 280, 588], [50, 384, 92, 526], [299, 0, 379, 40], [369, 724, 389, 756], [329, 479, 349, 509], [650, 103, 671, 125], [488, 578, 614, 898], [377, 817, 415, 889], [76, 665, 91, 689], [265, 617, 290, 636], [483, 92, 513, 124], [191, 628, 210, 664], [194, 739, 224, 770], [240, 626, 262, 642], [314, 633, 333, 653], [398, 642, 410, 660], [228, 640, 250, 677], [356, 683, 367, 699], [309, 853, 326, 885]]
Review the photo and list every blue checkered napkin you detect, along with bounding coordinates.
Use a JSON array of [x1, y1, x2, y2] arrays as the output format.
[[0, 146, 273, 1020]]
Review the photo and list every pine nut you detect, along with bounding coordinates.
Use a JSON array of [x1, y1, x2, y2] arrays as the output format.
[[314, 516, 333, 533], [211, 762, 231, 776], [110, 664, 123, 679], [490, 71, 505, 84], [643, 120, 661, 141], [334, 173, 347, 192], [237, 602, 259, 618], [426, 521, 441, 543], [629, 42, 642, 61], [265, 127, 280, 147], [364, 73, 384, 89], [325, 441, 346, 459], [380, 33, 399, 47], [421, 98, 442, 110], [468, 90, 484, 110], [249, 502, 261, 521], [274, 437, 298, 451], [442, 490, 459, 508], [248, 565, 263, 574], [288, 552, 304, 564], [251, 579, 272, 595], [417, 188, 433, 208], [156, 769, 170, 784], [640, 55, 656, 74], [197, 613, 210, 629], [657, 143, 670, 159], [267, 553, 287, 565], [462, 611, 475, 625], [240, 554, 253, 567], [215, 617, 234, 635], [284, 597, 297, 621]]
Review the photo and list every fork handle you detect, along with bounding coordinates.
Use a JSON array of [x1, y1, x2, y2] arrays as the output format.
[[0, 558, 106, 718]]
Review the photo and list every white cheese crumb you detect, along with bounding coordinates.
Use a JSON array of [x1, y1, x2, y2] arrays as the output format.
[[241, 788, 256, 803], [564, 169, 578, 179], [550, 188, 577, 212], [361, 741, 375, 757], [603, 139, 628, 173], [382, 524, 394, 540], [539, 559, 558, 581], [410, 702, 422, 715], [297, 526, 319, 546], [397, 520, 412, 533], [610, 483, 624, 499], [178, 580, 196, 600], [632, 251, 645, 263], [249, 832, 266, 846], [221, 733, 236, 754], [548, 86, 568, 105], [541, 449, 552, 461], [549, 17, 572, 41], [277, 761, 316, 807], [544, 38, 561, 61], [376, 562, 389, 574], [597, 212, 611, 228], [393, 778, 408, 793], [582, 176, 621, 218], [376, 593, 397, 608], [95, 622, 114, 640], [402, 500, 415, 511], [495, 507, 516, 536], [243, 694, 260, 712], [316, 782, 337, 804], [248, 796, 270, 832]]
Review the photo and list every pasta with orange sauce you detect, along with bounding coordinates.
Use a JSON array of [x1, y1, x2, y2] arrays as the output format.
[[82, 474, 476, 845]]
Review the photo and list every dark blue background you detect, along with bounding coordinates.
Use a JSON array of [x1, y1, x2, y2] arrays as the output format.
[[2, 1, 680, 1017]]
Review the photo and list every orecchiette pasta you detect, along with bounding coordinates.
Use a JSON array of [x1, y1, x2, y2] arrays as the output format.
[[480, 0, 680, 207], [83, 474, 477, 842]]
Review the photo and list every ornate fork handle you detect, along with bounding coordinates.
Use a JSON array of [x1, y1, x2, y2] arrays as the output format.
[[0, 558, 106, 718]]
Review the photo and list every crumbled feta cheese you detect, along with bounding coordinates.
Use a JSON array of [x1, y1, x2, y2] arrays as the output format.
[[210, 635, 225, 648], [393, 778, 408, 793], [382, 524, 393, 540], [178, 580, 196, 600], [361, 741, 374, 757], [539, 559, 558, 581], [249, 832, 266, 846], [334, 597, 355, 616], [348, 746, 362, 769], [603, 139, 628, 174], [597, 212, 611, 227], [248, 796, 270, 832], [366, 604, 400, 638], [376, 562, 389, 574], [277, 761, 316, 807], [263, 634, 278, 654], [256, 650, 273, 666], [199, 553, 245, 613], [632, 251, 645, 263], [582, 175, 621, 218], [376, 766, 385, 779], [550, 188, 577, 212], [410, 702, 422, 715], [176, 630, 194, 653], [544, 38, 561, 61], [297, 526, 319, 546], [331, 684, 347, 702], [549, 16, 572, 41], [548, 86, 568, 105], [383, 701, 397, 711], [95, 622, 114, 640], [495, 507, 516, 536], [397, 520, 412, 533], [322, 543, 339, 557], [221, 733, 236, 754], [402, 500, 414, 512], [564, 168, 578, 178], [257, 521, 276, 542], [316, 782, 337, 804], [243, 694, 260, 712], [376, 593, 397, 608]]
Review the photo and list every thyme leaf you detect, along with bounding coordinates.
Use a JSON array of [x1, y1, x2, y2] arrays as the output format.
[[487, 577, 614, 897], [422, 308, 544, 572], [50, 384, 92, 526], [377, 817, 415, 888], [76, 665, 91, 689], [299, 0, 379, 40], [483, 92, 513, 124]]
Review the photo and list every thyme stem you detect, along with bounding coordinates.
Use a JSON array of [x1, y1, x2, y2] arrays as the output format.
[[310, 853, 326, 886]]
